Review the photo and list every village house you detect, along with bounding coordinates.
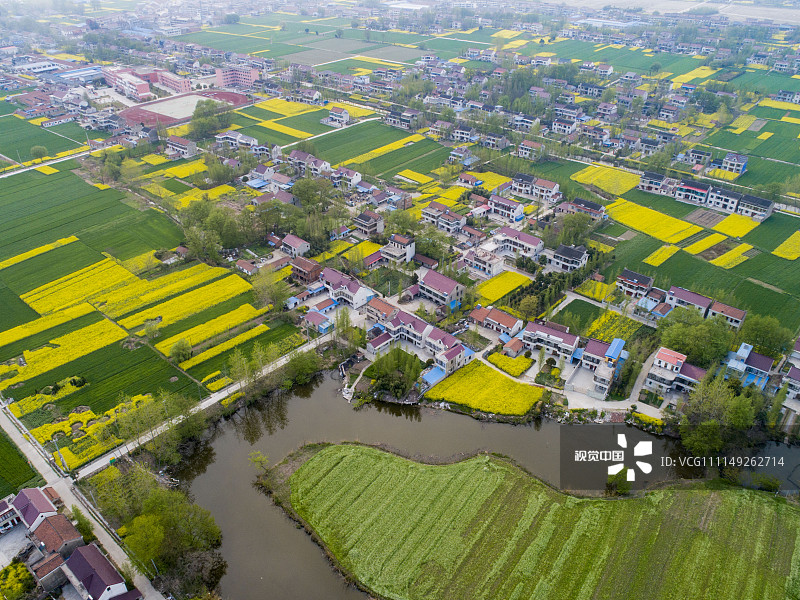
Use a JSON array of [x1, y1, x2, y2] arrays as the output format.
[[666, 286, 712, 316], [418, 270, 464, 310], [517, 139, 543, 159], [463, 248, 505, 277], [487, 195, 524, 222], [521, 321, 579, 359], [579, 338, 626, 399], [235, 259, 258, 276], [363, 297, 399, 323], [493, 226, 543, 258], [556, 198, 605, 220], [550, 244, 588, 272], [290, 256, 323, 284], [469, 306, 523, 337], [380, 234, 416, 265], [320, 267, 375, 309], [12, 488, 57, 532], [644, 347, 707, 396], [303, 310, 334, 334], [281, 234, 310, 258], [353, 210, 384, 236], [63, 543, 140, 600], [725, 343, 773, 389], [616, 269, 653, 298], [707, 301, 747, 329], [421, 201, 466, 233], [165, 135, 197, 158]]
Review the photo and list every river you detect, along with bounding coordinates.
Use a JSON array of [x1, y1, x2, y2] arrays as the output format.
[[174, 373, 800, 600]]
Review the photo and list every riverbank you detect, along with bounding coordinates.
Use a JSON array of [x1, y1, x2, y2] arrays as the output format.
[[262, 442, 800, 600]]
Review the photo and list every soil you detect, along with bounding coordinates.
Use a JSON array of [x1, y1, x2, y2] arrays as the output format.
[[686, 208, 725, 228]]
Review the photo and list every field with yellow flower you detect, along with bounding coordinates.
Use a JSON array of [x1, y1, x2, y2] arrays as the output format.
[[709, 243, 754, 269], [575, 279, 615, 301], [426, 361, 545, 415], [585, 311, 643, 342], [607, 199, 702, 243], [643, 245, 680, 266], [477, 271, 531, 304], [713, 214, 759, 237], [772, 231, 800, 260], [571, 165, 640, 195]]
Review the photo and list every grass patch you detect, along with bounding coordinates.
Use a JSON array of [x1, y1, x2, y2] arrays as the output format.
[[0, 430, 40, 498], [283, 444, 800, 600]]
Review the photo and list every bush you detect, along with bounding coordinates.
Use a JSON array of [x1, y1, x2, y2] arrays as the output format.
[[71, 506, 97, 542], [0, 561, 34, 600]]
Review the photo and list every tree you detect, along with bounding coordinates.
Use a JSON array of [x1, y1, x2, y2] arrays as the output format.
[[123, 513, 164, 565], [170, 338, 192, 363], [680, 418, 724, 456], [30, 145, 48, 161], [739, 314, 792, 358], [71, 506, 97, 542], [0, 562, 35, 600], [658, 309, 732, 368], [143, 320, 160, 340], [228, 348, 253, 392], [557, 213, 591, 246], [185, 226, 221, 262], [767, 383, 788, 431], [606, 468, 632, 496], [252, 269, 292, 309], [223, 13, 239, 23], [518, 295, 538, 320]]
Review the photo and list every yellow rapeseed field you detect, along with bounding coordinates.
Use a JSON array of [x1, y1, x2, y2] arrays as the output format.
[[120, 275, 251, 330], [606, 199, 702, 243], [0, 303, 95, 348], [179, 324, 269, 370], [772, 231, 800, 260], [258, 120, 311, 139], [713, 214, 759, 237], [683, 233, 726, 254], [571, 165, 640, 195], [340, 134, 424, 166], [0, 320, 127, 391], [710, 243, 753, 269], [155, 303, 269, 355], [643, 245, 680, 266], [22, 259, 137, 314]]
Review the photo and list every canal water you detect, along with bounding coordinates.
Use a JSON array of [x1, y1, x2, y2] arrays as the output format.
[[174, 373, 799, 600]]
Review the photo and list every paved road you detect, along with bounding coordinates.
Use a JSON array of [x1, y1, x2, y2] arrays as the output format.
[[75, 324, 351, 480], [0, 409, 164, 600]]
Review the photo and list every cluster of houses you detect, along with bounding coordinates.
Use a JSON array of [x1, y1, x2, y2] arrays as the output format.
[[639, 172, 774, 221], [1, 486, 141, 600], [617, 269, 749, 329]]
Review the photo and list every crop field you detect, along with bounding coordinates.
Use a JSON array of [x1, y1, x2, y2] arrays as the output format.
[[476, 271, 530, 305], [275, 110, 335, 136], [426, 361, 544, 415], [288, 445, 800, 600], [0, 430, 39, 498], [606, 199, 701, 243], [621, 189, 696, 218], [311, 121, 409, 164], [0, 116, 83, 162]]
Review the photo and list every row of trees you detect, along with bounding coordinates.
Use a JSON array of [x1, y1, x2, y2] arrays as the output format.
[[87, 464, 223, 598]]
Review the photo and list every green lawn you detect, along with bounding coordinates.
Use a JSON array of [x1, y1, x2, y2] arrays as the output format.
[[237, 124, 302, 147], [0, 430, 40, 498], [0, 281, 38, 331], [312, 121, 411, 164], [551, 299, 604, 330], [0, 117, 82, 162], [236, 105, 285, 121], [275, 110, 335, 136], [284, 444, 800, 600], [0, 241, 103, 295]]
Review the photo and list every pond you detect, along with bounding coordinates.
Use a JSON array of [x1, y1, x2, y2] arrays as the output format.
[[174, 373, 799, 600]]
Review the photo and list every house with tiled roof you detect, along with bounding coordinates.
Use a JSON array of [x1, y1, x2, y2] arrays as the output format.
[[12, 488, 57, 531], [469, 306, 523, 337], [725, 343, 773, 389], [644, 347, 707, 396], [281, 234, 310, 258], [707, 301, 747, 329], [64, 543, 140, 600], [353, 210, 384, 236], [33, 514, 83, 557], [320, 267, 375, 309], [550, 245, 588, 272], [521, 321, 579, 359], [616, 269, 653, 298], [666, 286, 711, 315], [418, 270, 464, 309]]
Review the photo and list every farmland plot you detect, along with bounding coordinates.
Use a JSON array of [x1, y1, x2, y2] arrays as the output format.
[[287, 445, 800, 600]]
